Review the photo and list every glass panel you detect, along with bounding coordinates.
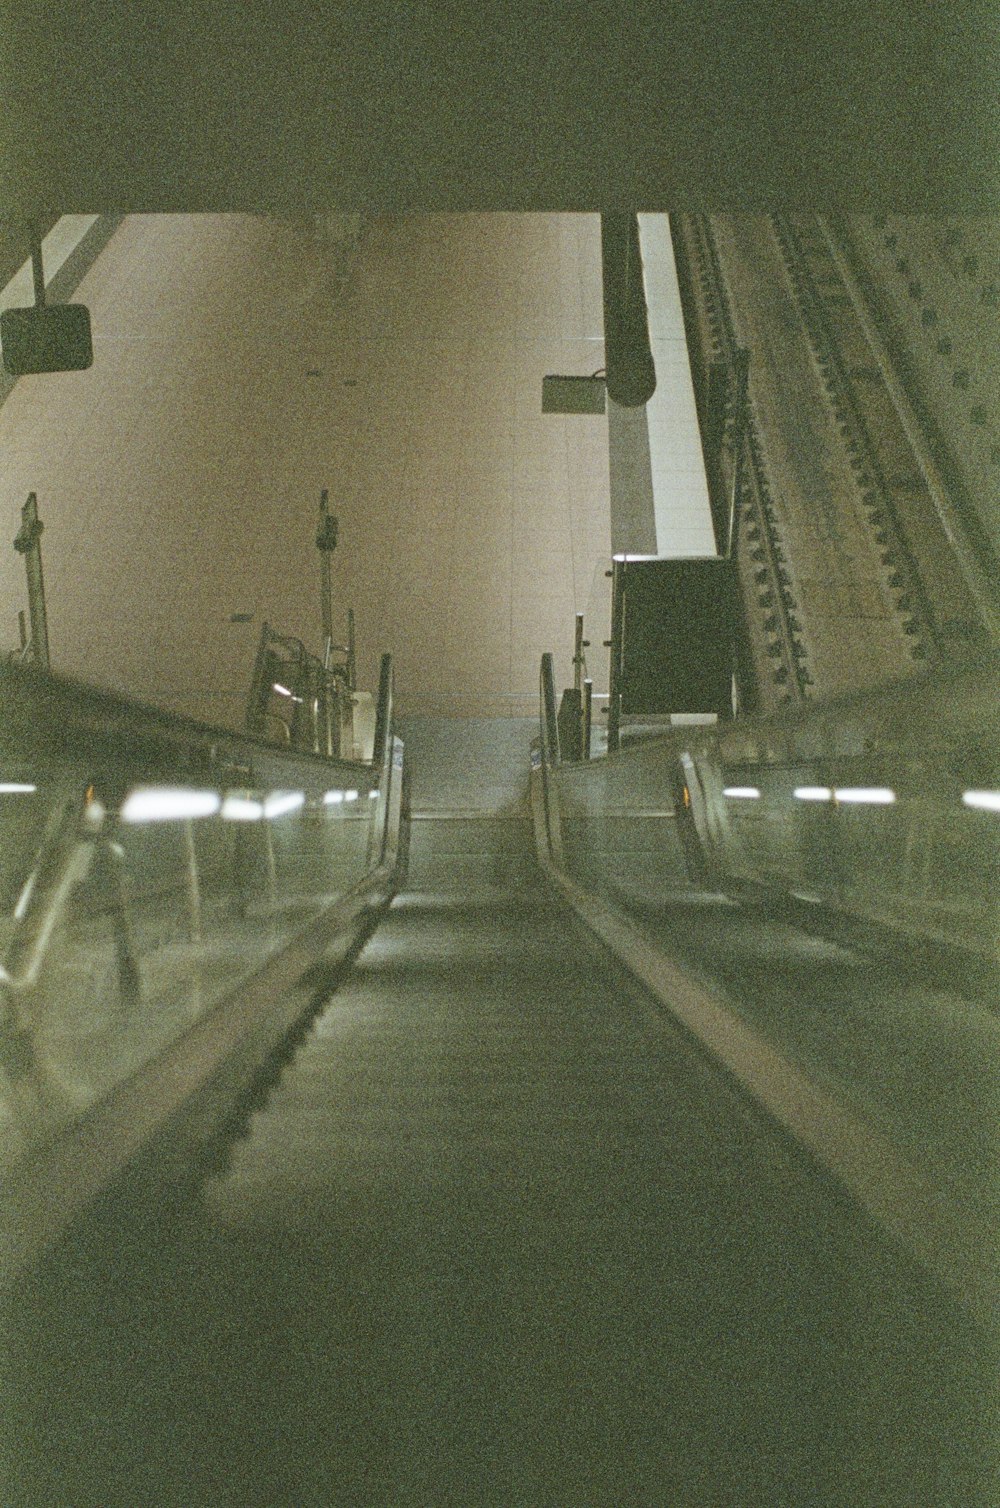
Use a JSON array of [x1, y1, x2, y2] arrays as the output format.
[[543, 665, 1000, 1220], [2, 768, 380, 1166]]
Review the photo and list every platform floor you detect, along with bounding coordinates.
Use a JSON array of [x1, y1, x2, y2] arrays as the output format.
[[0, 214, 610, 722]]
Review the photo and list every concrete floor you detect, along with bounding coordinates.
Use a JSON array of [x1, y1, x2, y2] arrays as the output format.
[[0, 214, 610, 724]]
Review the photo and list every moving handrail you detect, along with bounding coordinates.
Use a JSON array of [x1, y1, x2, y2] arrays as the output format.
[[0, 658, 405, 1283]]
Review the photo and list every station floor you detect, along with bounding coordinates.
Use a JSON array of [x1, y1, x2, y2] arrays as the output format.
[[0, 214, 610, 724]]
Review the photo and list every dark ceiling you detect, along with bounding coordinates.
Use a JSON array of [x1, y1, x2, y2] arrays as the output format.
[[2, 2, 996, 224]]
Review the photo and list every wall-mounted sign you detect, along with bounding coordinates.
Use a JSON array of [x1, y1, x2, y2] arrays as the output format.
[[1, 303, 94, 374]]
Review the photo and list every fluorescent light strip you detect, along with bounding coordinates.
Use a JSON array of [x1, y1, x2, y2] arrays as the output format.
[[962, 789, 1000, 812], [121, 788, 221, 824], [263, 791, 305, 819], [794, 786, 832, 802], [323, 789, 344, 805], [723, 786, 760, 800], [834, 787, 895, 805], [220, 795, 264, 822], [0, 782, 37, 794]]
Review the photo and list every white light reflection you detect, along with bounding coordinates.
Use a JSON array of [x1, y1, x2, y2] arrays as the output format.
[[272, 683, 292, 697], [121, 788, 221, 824], [323, 789, 344, 805], [345, 790, 359, 803], [962, 790, 1000, 812], [794, 786, 832, 802], [723, 786, 760, 800], [221, 795, 264, 822], [834, 787, 896, 805], [368, 789, 379, 799], [0, 782, 37, 794], [263, 791, 305, 819]]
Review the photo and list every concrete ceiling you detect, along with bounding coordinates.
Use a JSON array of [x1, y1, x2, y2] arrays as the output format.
[[2, 3, 996, 225]]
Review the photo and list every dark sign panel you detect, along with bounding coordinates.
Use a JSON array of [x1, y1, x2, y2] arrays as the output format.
[[619, 557, 735, 716], [541, 375, 606, 414], [1, 304, 94, 375]]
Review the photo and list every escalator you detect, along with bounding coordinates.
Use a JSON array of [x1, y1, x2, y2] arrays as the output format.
[[3, 721, 994, 1507]]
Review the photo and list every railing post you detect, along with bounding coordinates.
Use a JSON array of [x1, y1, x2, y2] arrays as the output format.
[[583, 677, 593, 760]]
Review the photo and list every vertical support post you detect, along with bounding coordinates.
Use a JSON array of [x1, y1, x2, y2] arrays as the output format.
[[316, 488, 338, 663], [538, 653, 564, 862], [607, 558, 625, 753], [346, 606, 356, 691], [30, 224, 46, 308], [13, 493, 51, 670], [540, 652, 560, 767], [572, 612, 584, 696], [372, 652, 393, 772], [583, 678, 593, 760]]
